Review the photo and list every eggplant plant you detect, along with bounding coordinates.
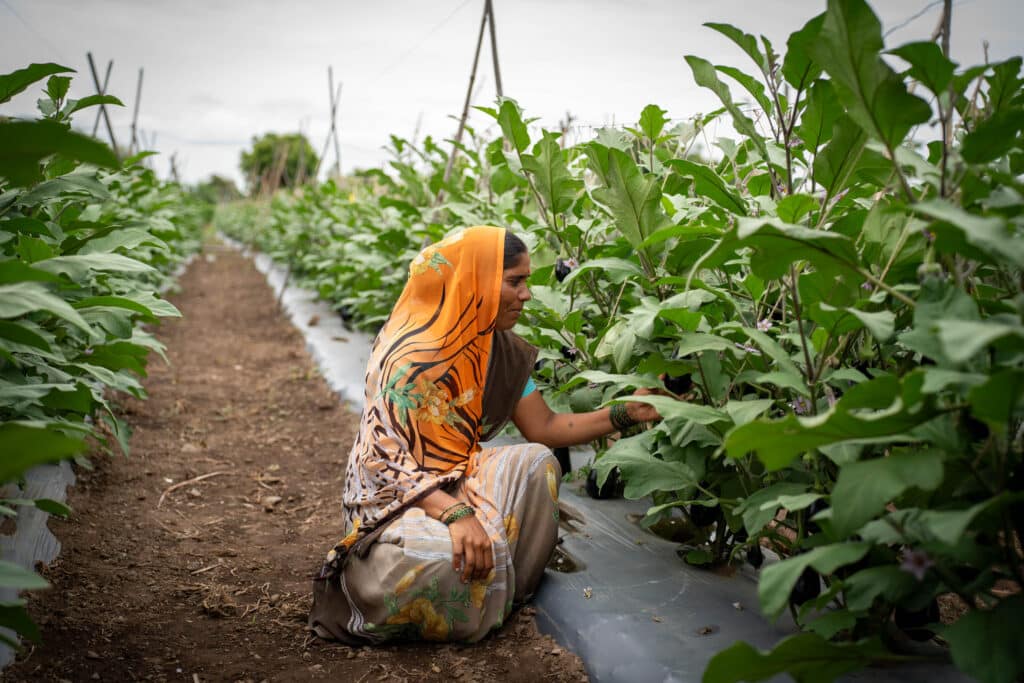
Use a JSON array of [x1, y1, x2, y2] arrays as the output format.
[[0, 63, 202, 649]]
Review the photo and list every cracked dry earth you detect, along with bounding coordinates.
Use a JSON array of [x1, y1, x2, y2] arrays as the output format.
[[5, 243, 588, 683]]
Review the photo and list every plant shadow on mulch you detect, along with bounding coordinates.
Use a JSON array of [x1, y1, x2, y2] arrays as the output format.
[[5, 244, 587, 682]]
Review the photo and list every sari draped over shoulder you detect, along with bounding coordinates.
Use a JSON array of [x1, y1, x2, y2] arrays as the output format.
[[311, 226, 559, 645]]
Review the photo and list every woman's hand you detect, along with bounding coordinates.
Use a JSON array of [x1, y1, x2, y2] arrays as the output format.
[[449, 513, 494, 583], [625, 387, 665, 423]]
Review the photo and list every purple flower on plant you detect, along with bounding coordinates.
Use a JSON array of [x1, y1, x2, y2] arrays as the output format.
[[861, 282, 873, 291], [900, 548, 934, 581], [756, 319, 772, 332], [734, 342, 761, 355], [789, 396, 811, 415]]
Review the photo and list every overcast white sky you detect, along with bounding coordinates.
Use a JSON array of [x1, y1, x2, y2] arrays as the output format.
[[2, 0, 1021, 187]]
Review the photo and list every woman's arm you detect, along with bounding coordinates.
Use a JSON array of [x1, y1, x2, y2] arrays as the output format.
[[511, 389, 661, 448]]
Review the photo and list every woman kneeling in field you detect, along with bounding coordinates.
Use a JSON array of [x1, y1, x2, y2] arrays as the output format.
[[310, 225, 663, 643]]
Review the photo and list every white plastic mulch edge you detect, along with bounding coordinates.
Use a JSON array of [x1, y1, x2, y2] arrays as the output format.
[[218, 235, 373, 410]]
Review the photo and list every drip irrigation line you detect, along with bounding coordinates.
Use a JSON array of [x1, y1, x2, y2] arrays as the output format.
[[366, 0, 474, 84], [883, 0, 972, 37], [0, 0, 70, 63]]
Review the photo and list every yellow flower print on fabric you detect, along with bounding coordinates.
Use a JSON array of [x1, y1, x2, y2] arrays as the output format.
[[394, 564, 427, 596], [411, 377, 453, 425], [546, 463, 559, 502], [385, 597, 450, 641], [410, 380, 477, 426], [504, 514, 519, 546], [409, 246, 452, 276], [469, 569, 495, 609]]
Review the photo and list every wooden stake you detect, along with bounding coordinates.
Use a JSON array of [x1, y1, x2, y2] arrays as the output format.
[[939, 0, 953, 197], [91, 59, 112, 137], [87, 52, 120, 156], [130, 67, 144, 155], [316, 67, 343, 179], [486, 0, 503, 98], [437, 0, 489, 202]]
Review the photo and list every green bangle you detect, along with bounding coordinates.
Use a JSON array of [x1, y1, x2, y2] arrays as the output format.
[[443, 505, 476, 525], [440, 502, 464, 519], [610, 402, 635, 431]]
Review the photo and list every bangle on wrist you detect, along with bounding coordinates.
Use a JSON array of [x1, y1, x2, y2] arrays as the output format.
[[439, 501, 464, 520], [610, 402, 636, 432], [442, 505, 475, 525]]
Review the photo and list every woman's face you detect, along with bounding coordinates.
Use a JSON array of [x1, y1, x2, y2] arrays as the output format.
[[496, 253, 531, 331]]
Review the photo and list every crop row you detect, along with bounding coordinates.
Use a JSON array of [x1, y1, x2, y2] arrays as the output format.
[[1, 64, 203, 648]]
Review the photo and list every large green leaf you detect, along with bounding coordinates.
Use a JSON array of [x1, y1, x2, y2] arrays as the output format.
[[915, 199, 1024, 269], [782, 13, 825, 89], [944, 595, 1024, 683], [0, 120, 119, 187], [843, 566, 915, 611], [0, 422, 85, 483], [74, 293, 180, 319], [666, 159, 746, 215], [859, 495, 1018, 547], [830, 450, 944, 537], [0, 600, 41, 644], [812, 115, 867, 198], [595, 431, 698, 499], [76, 226, 168, 255], [610, 394, 728, 426], [495, 98, 530, 153], [969, 370, 1024, 426], [759, 542, 870, 618], [590, 147, 670, 249], [889, 41, 956, 99], [703, 217, 861, 281], [718, 322, 801, 376], [0, 63, 72, 104], [638, 103, 669, 141], [64, 94, 124, 116], [725, 374, 934, 470], [798, 80, 842, 153], [0, 259, 62, 285], [935, 319, 1024, 365], [0, 561, 49, 590], [961, 109, 1024, 164], [817, 304, 895, 342], [685, 55, 768, 158], [703, 22, 767, 73], [521, 132, 581, 215], [704, 632, 878, 683], [34, 253, 155, 280], [715, 64, 772, 116], [0, 282, 93, 335], [560, 257, 643, 286], [736, 482, 809, 534], [808, 0, 931, 150]]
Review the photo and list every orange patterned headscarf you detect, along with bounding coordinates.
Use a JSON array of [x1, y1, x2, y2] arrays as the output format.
[[324, 225, 506, 567]]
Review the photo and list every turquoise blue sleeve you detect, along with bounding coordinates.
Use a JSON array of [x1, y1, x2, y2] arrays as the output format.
[[521, 376, 537, 398]]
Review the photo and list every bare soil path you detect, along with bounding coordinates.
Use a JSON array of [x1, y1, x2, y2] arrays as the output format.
[[5, 243, 587, 682]]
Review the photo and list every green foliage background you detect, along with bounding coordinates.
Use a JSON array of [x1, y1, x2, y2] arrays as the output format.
[[0, 63, 202, 650], [239, 132, 319, 195]]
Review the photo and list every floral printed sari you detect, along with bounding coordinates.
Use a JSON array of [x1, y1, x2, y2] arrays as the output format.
[[310, 225, 560, 643]]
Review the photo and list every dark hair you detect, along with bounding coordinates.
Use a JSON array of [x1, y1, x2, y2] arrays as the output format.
[[503, 231, 527, 270]]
